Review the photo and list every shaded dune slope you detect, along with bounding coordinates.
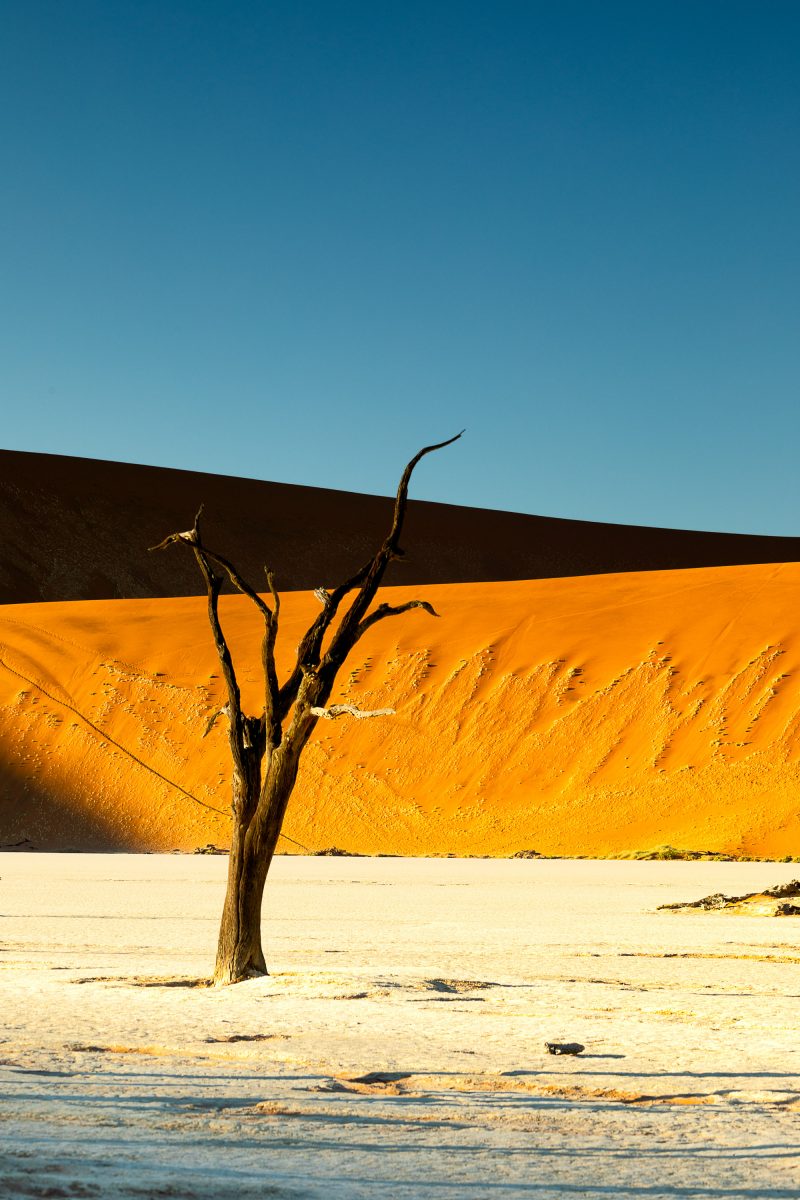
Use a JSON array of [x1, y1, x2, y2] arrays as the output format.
[[2, 563, 799, 857], [3, 449, 800, 603]]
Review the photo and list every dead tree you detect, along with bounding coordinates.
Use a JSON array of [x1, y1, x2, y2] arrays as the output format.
[[151, 434, 462, 984]]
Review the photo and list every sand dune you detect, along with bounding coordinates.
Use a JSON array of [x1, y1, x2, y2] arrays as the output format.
[[2, 561, 799, 857], [3, 448, 800, 603]]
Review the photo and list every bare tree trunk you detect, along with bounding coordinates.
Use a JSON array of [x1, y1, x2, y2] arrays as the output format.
[[213, 748, 266, 984], [152, 433, 463, 985], [214, 734, 308, 984], [214, 817, 268, 984]]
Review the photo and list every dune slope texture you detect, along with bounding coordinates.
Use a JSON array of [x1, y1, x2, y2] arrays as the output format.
[[1, 562, 799, 857], [3, 449, 800, 602]]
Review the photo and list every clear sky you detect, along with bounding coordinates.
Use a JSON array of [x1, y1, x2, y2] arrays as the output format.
[[2, 1, 798, 534]]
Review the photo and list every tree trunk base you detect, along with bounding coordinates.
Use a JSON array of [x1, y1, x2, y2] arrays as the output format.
[[213, 962, 269, 987]]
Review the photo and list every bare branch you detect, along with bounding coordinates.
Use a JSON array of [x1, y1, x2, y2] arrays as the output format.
[[319, 433, 462, 681], [202, 703, 230, 738], [279, 434, 462, 719], [150, 506, 248, 765], [262, 567, 282, 748], [356, 599, 440, 640], [386, 431, 465, 553], [277, 561, 372, 719], [310, 704, 396, 721], [148, 504, 204, 553], [148, 530, 192, 551], [195, 556, 243, 736], [266, 567, 280, 618], [151, 509, 275, 623], [151, 508, 284, 751], [201, 546, 273, 622]]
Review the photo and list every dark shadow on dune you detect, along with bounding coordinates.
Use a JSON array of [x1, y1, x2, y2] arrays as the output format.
[[0, 705, 226, 851], [0, 748, 221, 854], [4, 448, 800, 604], [0, 643, 225, 830], [0, 755, 133, 851]]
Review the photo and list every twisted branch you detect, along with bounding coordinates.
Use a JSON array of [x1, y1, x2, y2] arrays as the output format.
[[356, 599, 439, 641]]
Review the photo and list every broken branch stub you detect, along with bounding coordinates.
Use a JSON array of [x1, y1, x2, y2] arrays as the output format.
[[310, 704, 396, 721]]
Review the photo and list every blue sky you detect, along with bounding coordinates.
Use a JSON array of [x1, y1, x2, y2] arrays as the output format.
[[2, 1, 798, 534]]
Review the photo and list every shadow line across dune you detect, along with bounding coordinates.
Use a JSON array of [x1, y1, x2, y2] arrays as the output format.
[[0, 648, 225, 818]]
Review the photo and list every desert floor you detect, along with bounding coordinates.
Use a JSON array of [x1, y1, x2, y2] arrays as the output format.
[[2, 855, 800, 1198]]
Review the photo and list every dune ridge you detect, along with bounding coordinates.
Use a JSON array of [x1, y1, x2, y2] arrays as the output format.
[[1, 562, 799, 858], [4, 448, 800, 603]]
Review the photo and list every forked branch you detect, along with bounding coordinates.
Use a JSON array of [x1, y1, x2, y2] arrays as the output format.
[[278, 431, 462, 715], [149, 506, 282, 756], [277, 560, 372, 718], [150, 433, 463, 740], [153, 509, 241, 714]]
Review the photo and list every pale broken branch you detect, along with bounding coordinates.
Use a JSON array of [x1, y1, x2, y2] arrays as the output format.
[[277, 563, 371, 717], [203, 703, 231, 738], [310, 704, 396, 721], [148, 504, 204, 553]]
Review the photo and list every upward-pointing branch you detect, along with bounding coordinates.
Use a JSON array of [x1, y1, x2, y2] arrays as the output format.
[[319, 432, 463, 682], [386, 432, 465, 552], [277, 432, 462, 718]]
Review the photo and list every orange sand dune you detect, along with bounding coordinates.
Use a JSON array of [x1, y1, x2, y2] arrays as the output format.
[[1, 562, 799, 858]]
